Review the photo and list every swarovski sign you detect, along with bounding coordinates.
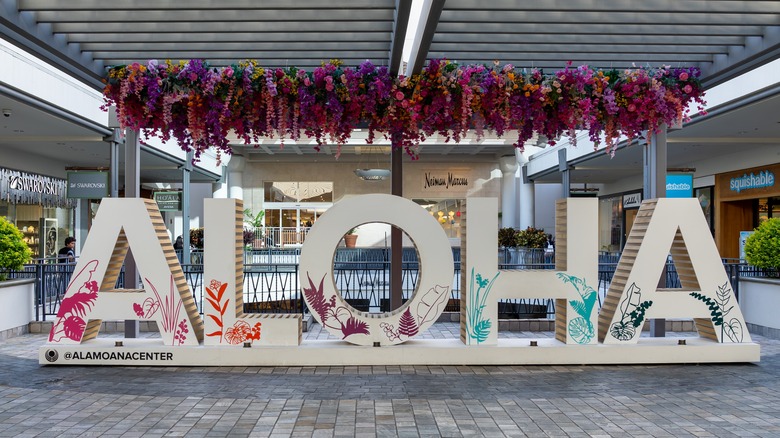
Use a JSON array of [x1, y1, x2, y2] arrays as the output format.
[[0, 167, 72, 208]]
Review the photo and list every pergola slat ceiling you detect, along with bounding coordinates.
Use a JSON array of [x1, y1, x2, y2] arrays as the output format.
[[425, 0, 780, 86], [8, 0, 780, 84], [12, 0, 401, 74]]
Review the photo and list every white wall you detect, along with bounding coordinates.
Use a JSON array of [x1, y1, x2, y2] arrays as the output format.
[[0, 281, 35, 332], [0, 147, 73, 178], [0, 40, 105, 127]]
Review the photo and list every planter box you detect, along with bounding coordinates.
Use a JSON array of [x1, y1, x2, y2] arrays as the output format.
[[0, 279, 35, 337], [739, 277, 780, 338]]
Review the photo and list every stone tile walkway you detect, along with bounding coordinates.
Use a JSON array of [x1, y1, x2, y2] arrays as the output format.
[[1, 323, 779, 437]]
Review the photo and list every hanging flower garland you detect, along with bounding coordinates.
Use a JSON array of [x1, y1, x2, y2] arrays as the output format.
[[103, 59, 705, 160]]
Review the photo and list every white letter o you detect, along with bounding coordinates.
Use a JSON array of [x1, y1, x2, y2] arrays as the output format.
[[299, 194, 454, 346]]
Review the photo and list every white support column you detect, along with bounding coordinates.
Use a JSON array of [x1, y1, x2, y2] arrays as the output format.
[[498, 155, 518, 228], [124, 129, 141, 339], [227, 155, 245, 200], [644, 124, 668, 338], [212, 181, 228, 198], [516, 149, 535, 229]]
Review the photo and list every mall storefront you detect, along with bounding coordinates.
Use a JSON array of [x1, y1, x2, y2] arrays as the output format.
[[241, 160, 501, 247], [598, 176, 714, 253], [715, 162, 780, 259], [0, 167, 75, 259]]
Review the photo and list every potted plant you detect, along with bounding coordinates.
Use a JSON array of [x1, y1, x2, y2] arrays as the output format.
[[0, 217, 32, 281], [344, 227, 358, 248], [0, 217, 34, 333], [744, 218, 780, 276], [739, 218, 780, 334], [244, 208, 265, 248], [515, 226, 548, 264], [498, 227, 518, 263]]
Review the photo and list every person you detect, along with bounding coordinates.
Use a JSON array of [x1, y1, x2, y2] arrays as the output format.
[[58, 236, 76, 263], [173, 235, 184, 250]]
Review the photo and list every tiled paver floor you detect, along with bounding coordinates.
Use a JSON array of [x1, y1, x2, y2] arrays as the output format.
[[1, 323, 779, 437]]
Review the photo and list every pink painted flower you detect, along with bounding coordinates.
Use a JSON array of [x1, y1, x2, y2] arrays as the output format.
[[395, 91, 404, 100], [683, 85, 693, 94], [679, 72, 689, 81]]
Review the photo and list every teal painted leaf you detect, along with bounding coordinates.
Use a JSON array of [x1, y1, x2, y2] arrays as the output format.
[[472, 319, 492, 344], [568, 317, 594, 344], [569, 299, 587, 319], [581, 290, 597, 318]]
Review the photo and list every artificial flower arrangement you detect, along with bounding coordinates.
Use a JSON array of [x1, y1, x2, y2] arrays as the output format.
[[103, 59, 705, 161]]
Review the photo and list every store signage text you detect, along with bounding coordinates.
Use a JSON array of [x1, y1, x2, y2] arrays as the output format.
[[423, 171, 469, 190], [729, 170, 775, 193], [666, 174, 693, 198], [623, 193, 642, 208], [0, 167, 71, 208], [8, 173, 62, 196], [67, 172, 109, 199], [153, 191, 182, 211]]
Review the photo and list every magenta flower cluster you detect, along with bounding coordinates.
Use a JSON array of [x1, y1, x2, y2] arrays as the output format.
[[103, 59, 706, 160]]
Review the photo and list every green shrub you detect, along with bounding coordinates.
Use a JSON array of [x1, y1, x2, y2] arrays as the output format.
[[744, 218, 780, 272], [498, 227, 518, 248], [516, 226, 548, 249], [0, 217, 32, 281]]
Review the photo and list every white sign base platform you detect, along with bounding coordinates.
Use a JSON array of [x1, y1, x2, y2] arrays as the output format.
[[40, 338, 760, 366]]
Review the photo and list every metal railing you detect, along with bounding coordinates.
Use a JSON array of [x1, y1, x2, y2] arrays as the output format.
[[11, 249, 775, 322]]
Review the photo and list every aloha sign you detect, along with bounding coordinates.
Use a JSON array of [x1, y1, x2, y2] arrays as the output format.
[[40, 195, 758, 366]]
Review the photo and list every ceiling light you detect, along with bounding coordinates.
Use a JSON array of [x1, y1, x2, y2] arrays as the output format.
[[354, 168, 390, 181]]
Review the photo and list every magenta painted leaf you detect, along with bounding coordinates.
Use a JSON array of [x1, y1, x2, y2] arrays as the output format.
[[133, 303, 144, 317], [341, 317, 369, 339], [49, 259, 100, 343], [140, 297, 160, 318], [398, 308, 419, 337], [63, 315, 86, 341], [303, 273, 331, 322]]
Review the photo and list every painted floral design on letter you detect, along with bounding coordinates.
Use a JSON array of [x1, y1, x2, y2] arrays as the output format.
[[204, 279, 262, 345], [557, 273, 598, 344], [690, 282, 744, 343], [132, 275, 187, 345], [380, 285, 449, 342], [609, 282, 653, 341], [49, 260, 100, 343], [303, 273, 369, 339], [466, 268, 499, 344]]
